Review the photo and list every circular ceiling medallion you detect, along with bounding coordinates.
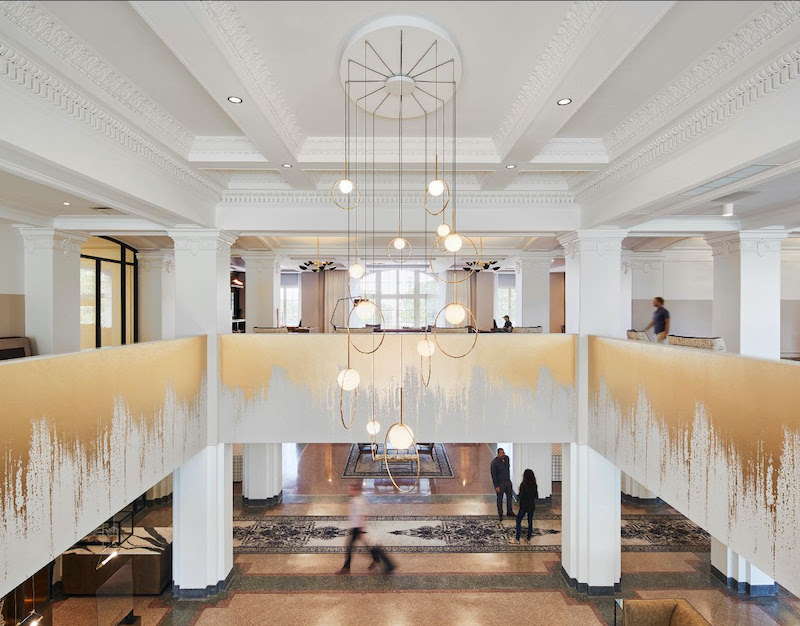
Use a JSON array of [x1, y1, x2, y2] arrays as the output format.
[[339, 16, 462, 119]]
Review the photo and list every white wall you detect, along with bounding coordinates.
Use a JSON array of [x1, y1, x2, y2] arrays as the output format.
[[782, 254, 800, 358], [0, 224, 25, 336]]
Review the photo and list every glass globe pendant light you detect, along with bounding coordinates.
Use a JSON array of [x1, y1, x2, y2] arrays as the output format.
[[338, 178, 354, 194], [349, 260, 365, 279], [428, 179, 445, 197], [444, 233, 463, 252], [337, 368, 360, 391], [392, 237, 407, 250], [444, 303, 466, 325], [417, 338, 436, 357], [389, 422, 414, 450], [355, 299, 377, 321], [437, 222, 451, 237], [366, 419, 381, 436]]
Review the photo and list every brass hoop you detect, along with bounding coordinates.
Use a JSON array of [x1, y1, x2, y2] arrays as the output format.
[[423, 179, 450, 216], [387, 238, 413, 263], [339, 383, 358, 429], [429, 234, 479, 284], [330, 180, 361, 210], [433, 304, 479, 359], [420, 354, 432, 386], [346, 303, 386, 355], [382, 425, 420, 493]]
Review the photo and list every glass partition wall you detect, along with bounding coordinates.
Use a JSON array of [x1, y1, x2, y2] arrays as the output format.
[[80, 237, 138, 350]]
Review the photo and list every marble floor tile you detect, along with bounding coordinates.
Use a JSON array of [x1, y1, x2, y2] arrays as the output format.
[[635, 589, 780, 626], [621, 552, 703, 573]]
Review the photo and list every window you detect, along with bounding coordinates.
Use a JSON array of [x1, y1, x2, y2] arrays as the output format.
[[495, 273, 516, 325], [80, 237, 137, 349], [360, 270, 440, 328], [280, 272, 301, 326]]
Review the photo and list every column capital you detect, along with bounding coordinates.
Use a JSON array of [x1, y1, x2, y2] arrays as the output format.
[[621, 251, 664, 274], [514, 252, 555, 272], [15, 227, 87, 257], [169, 229, 236, 258], [137, 249, 175, 273], [705, 230, 788, 258], [558, 229, 628, 259]]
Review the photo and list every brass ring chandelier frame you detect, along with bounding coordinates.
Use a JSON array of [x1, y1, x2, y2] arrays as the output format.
[[432, 302, 478, 359], [428, 233, 480, 284], [331, 178, 361, 211], [424, 154, 450, 216], [386, 238, 413, 263], [345, 301, 386, 355], [382, 391, 420, 493]]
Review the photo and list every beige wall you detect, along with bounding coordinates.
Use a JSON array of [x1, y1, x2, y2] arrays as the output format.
[[301, 272, 323, 331], [0, 294, 24, 337], [550, 272, 565, 333]]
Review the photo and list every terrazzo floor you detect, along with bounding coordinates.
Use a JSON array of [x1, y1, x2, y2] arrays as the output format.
[[50, 444, 800, 625]]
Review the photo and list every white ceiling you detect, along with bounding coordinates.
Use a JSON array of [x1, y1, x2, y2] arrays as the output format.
[[1, 0, 799, 255]]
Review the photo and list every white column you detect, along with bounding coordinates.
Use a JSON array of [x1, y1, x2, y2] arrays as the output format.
[[238, 252, 281, 331], [137, 250, 175, 342], [621, 472, 657, 501], [512, 443, 552, 500], [706, 231, 787, 358], [170, 229, 235, 596], [242, 443, 283, 505], [559, 229, 626, 594], [515, 254, 552, 329], [620, 255, 632, 336], [17, 228, 86, 355], [710, 537, 777, 596], [138, 250, 176, 502]]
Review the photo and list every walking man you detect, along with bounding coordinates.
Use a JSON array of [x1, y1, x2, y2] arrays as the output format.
[[339, 483, 395, 574], [490, 448, 514, 521], [642, 296, 671, 342]]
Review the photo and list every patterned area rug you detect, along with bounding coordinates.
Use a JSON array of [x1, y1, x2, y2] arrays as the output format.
[[233, 514, 709, 554], [341, 444, 454, 479]]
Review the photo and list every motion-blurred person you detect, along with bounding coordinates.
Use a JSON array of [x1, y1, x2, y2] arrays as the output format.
[[642, 296, 671, 342], [339, 483, 395, 575]]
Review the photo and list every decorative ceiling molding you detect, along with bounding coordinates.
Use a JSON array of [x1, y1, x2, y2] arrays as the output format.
[[604, 1, 800, 158], [492, 1, 606, 154], [0, 40, 221, 200], [201, 0, 306, 153], [529, 138, 608, 163], [299, 136, 499, 163], [225, 171, 291, 190], [0, 0, 195, 156], [188, 136, 269, 162], [219, 189, 576, 207], [576, 45, 800, 201]]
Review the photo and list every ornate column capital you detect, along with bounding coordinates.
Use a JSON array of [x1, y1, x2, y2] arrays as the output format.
[[236, 251, 282, 277], [137, 250, 175, 273], [621, 252, 664, 273], [558, 229, 628, 260], [168, 229, 236, 260], [515, 252, 556, 273], [15, 227, 87, 258], [705, 231, 787, 258]]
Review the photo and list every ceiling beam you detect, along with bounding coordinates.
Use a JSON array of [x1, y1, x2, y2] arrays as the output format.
[[482, 1, 674, 190], [130, 1, 314, 189]]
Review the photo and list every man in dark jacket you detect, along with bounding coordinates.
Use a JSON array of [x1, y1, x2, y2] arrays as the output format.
[[490, 448, 514, 520]]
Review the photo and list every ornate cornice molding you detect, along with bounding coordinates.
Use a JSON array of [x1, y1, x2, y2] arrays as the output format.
[[219, 189, 576, 206], [0, 0, 195, 155], [577, 45, 800, 201], [707, 234, 786, 257], [201, 1, 305, 153], [188, 136, 269, 162], [0, 41, 222, 200], [559, 230, 626, 259], [493, 1, 606, 153], [604, 1, 800, 157], [17, 228, 86, 256]]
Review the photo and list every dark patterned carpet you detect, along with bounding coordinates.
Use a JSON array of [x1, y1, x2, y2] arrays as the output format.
[[341, 443, 454, 479], [232, 514, 709, 554]]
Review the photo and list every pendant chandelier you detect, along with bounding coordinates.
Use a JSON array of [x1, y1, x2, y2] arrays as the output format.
[[332, 20, 479, 490]]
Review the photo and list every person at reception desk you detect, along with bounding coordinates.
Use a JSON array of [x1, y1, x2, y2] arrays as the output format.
[[503, 315, 513, 332], [641, 296, 671, 342]]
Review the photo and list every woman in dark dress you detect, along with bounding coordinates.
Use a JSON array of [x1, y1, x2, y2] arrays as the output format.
[[513, 469, 538, 543]]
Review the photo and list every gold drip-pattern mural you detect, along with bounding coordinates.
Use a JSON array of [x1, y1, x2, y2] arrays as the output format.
[[588, 336, 800, 597], [0, 337, 207, 598], [220, 334, 577, 444]]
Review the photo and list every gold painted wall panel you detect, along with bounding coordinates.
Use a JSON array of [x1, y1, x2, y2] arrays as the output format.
[[589, 336, 800, 596], [0, 336, 207, 597], [220, 333, 576, 444]]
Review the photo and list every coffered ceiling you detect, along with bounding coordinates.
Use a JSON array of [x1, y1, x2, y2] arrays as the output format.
[[0, 0, 799, 262]]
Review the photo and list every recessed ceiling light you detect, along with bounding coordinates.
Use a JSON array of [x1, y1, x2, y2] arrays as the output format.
[[505, 164, 516, 169], [282, 163, 292, 168], [62, 202, 70, 206], [557, 98, 572, 106], [227, 96, 243, 104]]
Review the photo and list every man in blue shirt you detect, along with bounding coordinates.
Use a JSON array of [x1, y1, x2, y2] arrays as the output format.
[[643, 297, 670, 342]]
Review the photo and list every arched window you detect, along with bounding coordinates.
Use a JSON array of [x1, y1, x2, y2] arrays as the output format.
[[360, 270, 440, 329]]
